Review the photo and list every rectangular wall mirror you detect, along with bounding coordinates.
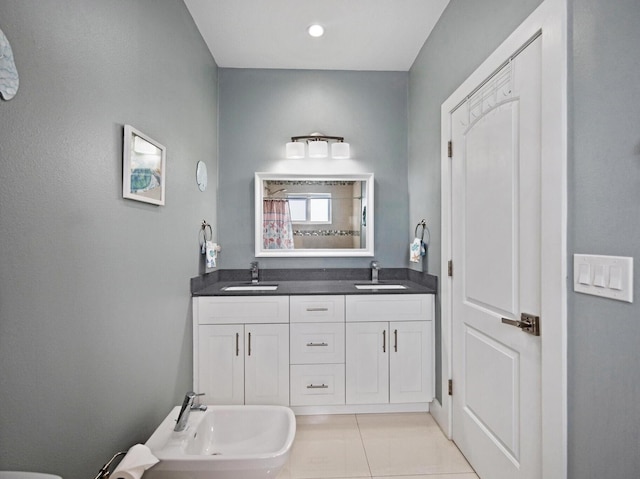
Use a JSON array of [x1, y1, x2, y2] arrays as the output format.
[[255, 172, 374, 257]]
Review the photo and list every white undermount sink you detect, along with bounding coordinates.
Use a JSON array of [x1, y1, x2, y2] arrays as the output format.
[[144, 405, 296, 479], [223, 284, 278, 291], [355, 283, 407, 290]]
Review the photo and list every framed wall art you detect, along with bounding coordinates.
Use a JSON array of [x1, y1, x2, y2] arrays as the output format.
[[123, 125, 166, 206]]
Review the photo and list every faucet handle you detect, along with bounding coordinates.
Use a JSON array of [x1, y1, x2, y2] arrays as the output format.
[[190, 392, 207, 411]]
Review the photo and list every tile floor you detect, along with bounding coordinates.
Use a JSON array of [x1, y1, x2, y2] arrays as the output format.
[[276, 412, 477, 479]]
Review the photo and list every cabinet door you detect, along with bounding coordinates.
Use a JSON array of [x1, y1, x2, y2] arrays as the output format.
[[389, 321, 433, 403], [198, 324, 244, 405], [346, 322, 389, 404], [245, 323, 289, 405]]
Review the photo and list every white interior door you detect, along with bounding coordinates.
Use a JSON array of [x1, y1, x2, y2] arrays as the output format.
[[450, 36, 542, 479]]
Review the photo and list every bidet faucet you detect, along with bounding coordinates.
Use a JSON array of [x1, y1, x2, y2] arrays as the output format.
[[174, 391, 206, 432], [250, 261, 259, 284], [371, 261, 380, 283]]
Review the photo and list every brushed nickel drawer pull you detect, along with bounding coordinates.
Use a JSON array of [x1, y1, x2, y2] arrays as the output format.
[[307, 384, 329, 389], [306, 307, 329, 312], [306, 342, 329, 347]]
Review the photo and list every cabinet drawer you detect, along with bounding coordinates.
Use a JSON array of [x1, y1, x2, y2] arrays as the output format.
[[290, 295, 345, 323], [195, 296, 289, 325], [346, 294, 433, 322], [290, 364, 345, 406], [290, 322, 345, 364]]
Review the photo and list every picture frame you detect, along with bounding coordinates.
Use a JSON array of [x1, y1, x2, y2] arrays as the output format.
[[123, 125, 166, 206]]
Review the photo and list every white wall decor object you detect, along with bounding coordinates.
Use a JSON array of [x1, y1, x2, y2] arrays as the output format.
[[196, 161, 208, 191], [0, 27, 19, 100]]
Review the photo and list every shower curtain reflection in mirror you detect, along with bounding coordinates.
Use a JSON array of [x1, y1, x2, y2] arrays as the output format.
[[263, 199, 294, 249]]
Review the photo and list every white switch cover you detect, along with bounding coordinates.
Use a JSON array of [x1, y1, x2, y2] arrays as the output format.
[[573, 254, 633, 303]]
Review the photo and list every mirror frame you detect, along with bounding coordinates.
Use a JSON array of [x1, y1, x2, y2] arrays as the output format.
[[255, 172, 374, 257]]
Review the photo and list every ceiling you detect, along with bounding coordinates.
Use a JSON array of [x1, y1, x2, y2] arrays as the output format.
[[183, 0, 451, 71]]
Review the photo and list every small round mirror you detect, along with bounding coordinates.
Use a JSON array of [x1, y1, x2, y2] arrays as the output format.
[[196, 161, 207, 192]]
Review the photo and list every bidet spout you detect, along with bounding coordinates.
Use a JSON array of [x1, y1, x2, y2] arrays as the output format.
[[174, 391, 205, 432]]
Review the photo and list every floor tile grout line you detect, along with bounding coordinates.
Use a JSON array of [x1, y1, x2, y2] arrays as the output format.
[[354, 413, 374, 478]]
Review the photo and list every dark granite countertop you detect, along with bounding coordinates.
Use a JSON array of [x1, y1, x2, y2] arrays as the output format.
[[191, 268, 437, 297]]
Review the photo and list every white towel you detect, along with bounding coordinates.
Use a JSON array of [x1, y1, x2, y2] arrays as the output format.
[[110, 444, 159, 479], [410, 237, 422, 263]]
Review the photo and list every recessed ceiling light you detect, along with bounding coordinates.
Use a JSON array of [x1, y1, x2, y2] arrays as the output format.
[[307, 24, 324, 38]]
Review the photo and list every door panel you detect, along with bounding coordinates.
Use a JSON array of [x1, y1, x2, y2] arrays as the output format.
[[198, 324, 244, 405], [465, 103, 518, 316], [464, 325, 519, 459], [346, 322, 389, 404], [245, 323, 289, 405], [390, 321, 432, 403]]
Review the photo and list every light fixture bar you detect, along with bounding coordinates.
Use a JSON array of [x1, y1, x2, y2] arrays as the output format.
[[286, 133, 350, 159], [290, 135, 344, 142]]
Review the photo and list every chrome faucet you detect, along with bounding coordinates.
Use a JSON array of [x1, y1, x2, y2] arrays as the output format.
[[371, 261, 380, 283], [250, 261, 259, 284], [174, 391, 206, 432]]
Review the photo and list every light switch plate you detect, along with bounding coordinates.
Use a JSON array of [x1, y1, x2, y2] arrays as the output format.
[[573, 254, 633, 303]]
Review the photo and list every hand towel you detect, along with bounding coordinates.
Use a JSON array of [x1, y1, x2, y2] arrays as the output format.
[[410, 237, 422, 263], [205, 241, 218, 269], [110, 444, 159, 479]]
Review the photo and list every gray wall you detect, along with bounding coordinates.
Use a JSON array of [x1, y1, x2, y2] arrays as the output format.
[[569, 0, 640, 476], [217, 68, 409, 270], [408, 0, 543, 402], [0, 2, 218, 478]]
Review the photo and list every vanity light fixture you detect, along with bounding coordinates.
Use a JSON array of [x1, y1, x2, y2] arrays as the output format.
[[285, 133, 350, 159]]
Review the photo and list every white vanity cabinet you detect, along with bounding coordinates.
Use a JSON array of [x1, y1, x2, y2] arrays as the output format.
[[345, 294, 434, 405], [194, 296, 290, 406], [193, 291, 435, 413], [289, 295, 346, 406]]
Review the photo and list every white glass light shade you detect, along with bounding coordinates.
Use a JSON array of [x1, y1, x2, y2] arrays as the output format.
[[307, 24, 325, 37], [308, 140, 328, 158], [286, 141, 305, 159], [331, 142, 350, 159]]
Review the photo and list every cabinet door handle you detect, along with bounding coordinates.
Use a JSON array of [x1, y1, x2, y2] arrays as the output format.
[[306, 307, 329, 312], [236, 332, 240, 356], [394, 329, 398, 352], [306, 342, 328, 347], [307, 384, 329, 389], [383, 329, 386, 353], [247, 332, 252, 356]]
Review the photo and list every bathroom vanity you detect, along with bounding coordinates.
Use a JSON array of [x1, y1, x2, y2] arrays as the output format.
[[192, 271, 436, 415]]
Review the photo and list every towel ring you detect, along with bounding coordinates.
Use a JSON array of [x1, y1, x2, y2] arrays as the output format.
[[199, 220, 213, 247], [415, 220, 430, 247]]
